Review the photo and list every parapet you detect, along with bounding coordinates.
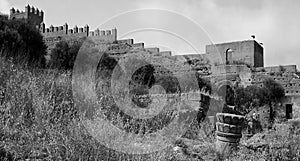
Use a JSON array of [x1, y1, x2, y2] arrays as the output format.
[[10, 5, 43, 19], [131, 43, 144, 49], [9, 5, 44, 27], [117, 39, 134, 45], [257, 65, 297, 73], [159, 51, 172, 57], [88, 28, 117, 43], [146, 47, 160, 54], [41, 23, 89, 37], [41, 23, 117, 44]]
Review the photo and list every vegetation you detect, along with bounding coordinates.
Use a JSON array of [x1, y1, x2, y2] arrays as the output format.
[[49, 40, 83, 70], [0, 55, 214, 160], [0, 15, 47, 68], [0, 17, 297, 160], [234, 78, 285, 118]]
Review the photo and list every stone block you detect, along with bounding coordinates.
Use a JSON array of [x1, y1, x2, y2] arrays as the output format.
[[216, 122, 242, 134], [216, 113, 245, 125]]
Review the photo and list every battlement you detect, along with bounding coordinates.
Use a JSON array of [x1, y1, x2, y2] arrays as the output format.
[[39, 21, 117, 41], [9, 5, 43, 27], [88, 28, 117, 42], [40, 23, 88, 37]]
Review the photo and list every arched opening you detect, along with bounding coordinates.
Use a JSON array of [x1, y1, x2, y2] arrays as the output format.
[[225, 48, 233, 65]]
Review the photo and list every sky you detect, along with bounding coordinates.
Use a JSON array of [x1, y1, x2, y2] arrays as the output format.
[[1, 0, 300, 68]]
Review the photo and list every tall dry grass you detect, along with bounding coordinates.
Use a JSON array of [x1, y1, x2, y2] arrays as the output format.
[[2, 58, 300, 160], [0, 59, 197, 160]]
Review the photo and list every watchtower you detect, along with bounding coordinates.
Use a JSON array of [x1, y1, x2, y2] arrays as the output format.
[[206, 40, 264, 67], [9, 5, 44, 27]]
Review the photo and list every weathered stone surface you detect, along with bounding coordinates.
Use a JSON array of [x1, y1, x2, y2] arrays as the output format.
[[215, 131, 242, 139], [215, 112, 244, 157], [216, 113, 245, 125], [216, 122, 242, 134], [216, 135, 240, 143]]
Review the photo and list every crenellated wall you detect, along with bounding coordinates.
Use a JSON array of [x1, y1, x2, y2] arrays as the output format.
[[42, 26, 117, 50], [9, 5, 43, 27], [41, 24, 89, 37], [256, 65, 297, 73]]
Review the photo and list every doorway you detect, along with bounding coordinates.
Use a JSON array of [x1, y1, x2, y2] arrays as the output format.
[[286, 104, 293, 119]]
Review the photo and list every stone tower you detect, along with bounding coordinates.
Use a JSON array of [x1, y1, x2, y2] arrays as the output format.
[[9, 4, 44, 27], [206, 40, 264, 67]]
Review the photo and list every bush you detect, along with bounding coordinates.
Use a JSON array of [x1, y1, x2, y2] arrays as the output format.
[[232, 128, 300, 160], [49, 40, 82, 70], [0, 17, 47, 67], [234, 78, 285, 118]]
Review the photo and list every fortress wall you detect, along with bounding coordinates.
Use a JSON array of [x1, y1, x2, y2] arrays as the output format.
[[282, 96, 300, 119], [89, 35, 116, 44], [131, 43, 144, 49], [117, 39, 134, 44], [211, 65, 251, 75], [89, 28, 117, 43], [10, 5, 43, 26], [254, 41, 264, 67], [146, 48, 160, 54], [43, 28, 117, 48], [27, 12, 43, 26], [159, 51, 172, 57], [42, 24, 89, 37], [43, 30, 67, 37], [206, 40, 263, 67], [72, 32, 88, 37], [256, 65, 297, 73], [10, 12, 27, 19]]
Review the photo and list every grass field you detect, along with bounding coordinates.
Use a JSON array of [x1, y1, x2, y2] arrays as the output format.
[[1, 58, 300, 160]]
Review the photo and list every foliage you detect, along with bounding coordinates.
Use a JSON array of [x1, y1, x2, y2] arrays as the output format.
[[0, 58, 203, 160], [262, 78, 285, 103], [235, 85, 263, 115], [0, 53, 293, 161], [234, 78, 285, 116], [231, 126, 300, 161], [0, 16, 47, 67], [49, 40, 82, 70], [262, 78, 285, 123]]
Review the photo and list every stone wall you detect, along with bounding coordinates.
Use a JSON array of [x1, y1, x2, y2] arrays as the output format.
[[282, 96, 300, 119], [206, 40, 264, 67], [9, 5, 43, 27], [256, 65, 297, 73]]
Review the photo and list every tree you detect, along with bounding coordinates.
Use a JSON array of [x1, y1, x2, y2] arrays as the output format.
[[262, 78, 285, 123], [234, 78, 285, 123], [0, 16, 47, 67], [234, 85, 266, 115], [49, 41, 82, 70]]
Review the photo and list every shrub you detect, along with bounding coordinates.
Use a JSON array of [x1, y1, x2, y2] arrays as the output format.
[[0, 17, 47, 67], [49, 40, 82, 70]]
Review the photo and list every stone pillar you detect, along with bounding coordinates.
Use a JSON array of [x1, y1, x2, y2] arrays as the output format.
[[215, 113, 245, 157]]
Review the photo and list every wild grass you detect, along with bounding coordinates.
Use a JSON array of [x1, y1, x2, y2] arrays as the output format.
[[0, 59, 205, 160], [1, 58, 300, 160]]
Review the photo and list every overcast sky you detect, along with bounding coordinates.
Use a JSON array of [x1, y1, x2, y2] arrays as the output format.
[[1, 0, 299, 68]]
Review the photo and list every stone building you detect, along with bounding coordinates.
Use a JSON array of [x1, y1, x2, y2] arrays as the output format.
[[10, 5, 43, 27], [201, 40, 300, 119], [9, 5, 300, 120]]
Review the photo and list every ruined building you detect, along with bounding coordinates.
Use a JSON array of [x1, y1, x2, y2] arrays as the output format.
[[9, 5, 300, 120], [9, 5, 117, 52]]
